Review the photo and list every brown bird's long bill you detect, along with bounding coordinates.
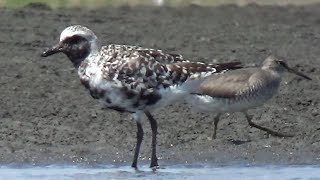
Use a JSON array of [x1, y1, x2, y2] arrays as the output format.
[[287, 67, 312, 80], [41, 43, 63, 57]]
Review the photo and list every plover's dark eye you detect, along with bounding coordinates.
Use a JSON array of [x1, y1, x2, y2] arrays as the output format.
[[278, 60, 284, 65]]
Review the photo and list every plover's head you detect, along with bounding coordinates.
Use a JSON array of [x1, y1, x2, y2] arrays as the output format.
[[41, 25, 99, 67], [262, 55, 311, 80]]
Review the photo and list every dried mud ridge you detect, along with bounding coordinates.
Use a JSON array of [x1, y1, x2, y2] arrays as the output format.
[[0, 3, 319, 166]]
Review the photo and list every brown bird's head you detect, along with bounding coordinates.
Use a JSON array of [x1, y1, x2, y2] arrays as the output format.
[[262, 55, 312, 80]]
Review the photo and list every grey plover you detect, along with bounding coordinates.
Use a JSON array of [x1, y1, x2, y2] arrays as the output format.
[[41, 25, 242, 168], [186, 55, 311, 139]]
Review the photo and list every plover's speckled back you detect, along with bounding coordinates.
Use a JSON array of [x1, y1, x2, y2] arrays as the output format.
[[41, 25, 242, 168], [187, 55, 312, 139]]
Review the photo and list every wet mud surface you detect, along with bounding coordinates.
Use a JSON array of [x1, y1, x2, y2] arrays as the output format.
[[0, 3, 319, 166]]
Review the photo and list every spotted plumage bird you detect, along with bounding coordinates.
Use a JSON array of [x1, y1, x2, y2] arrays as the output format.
[[41, 25, 242, 168], [186, 55, 311, 139]]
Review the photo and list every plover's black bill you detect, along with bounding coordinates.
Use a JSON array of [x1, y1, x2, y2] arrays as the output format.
[[41, 43, 63, 57]]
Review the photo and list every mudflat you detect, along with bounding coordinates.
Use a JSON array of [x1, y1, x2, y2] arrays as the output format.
[[0, 3, 319, 166]]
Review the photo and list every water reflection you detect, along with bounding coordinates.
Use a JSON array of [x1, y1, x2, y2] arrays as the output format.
[[1, 164, 320, 180]]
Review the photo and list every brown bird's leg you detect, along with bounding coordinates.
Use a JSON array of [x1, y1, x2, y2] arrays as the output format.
[[213, 113, 221, 139], [131, 121, 143, 169], [243, 111, 293, 137], [144, 111, 159, 169]]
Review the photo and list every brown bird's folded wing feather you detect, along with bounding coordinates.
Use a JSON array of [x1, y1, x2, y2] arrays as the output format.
[[195, 68, 260, 98]]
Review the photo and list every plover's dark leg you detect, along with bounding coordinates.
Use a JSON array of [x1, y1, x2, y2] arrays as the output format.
[[212, 113, 221, 139], [132, 121, 144, 169], [145, 111, 159, 168], [243, 111, 293, 137]]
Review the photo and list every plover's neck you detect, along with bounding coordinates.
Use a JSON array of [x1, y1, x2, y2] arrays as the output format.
[[72, 39, 100, 69], [90, 39, 100, 57], [71, 58, 84, 69]]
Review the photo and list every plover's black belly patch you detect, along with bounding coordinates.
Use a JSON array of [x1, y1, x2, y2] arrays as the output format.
[[88, 87, 108, 99], [120, 87, 138, 99], [141, 91, 162, 105], [132, 90, 162, 109], [80, 79, 90, 89], [108, 106, 131, 113]]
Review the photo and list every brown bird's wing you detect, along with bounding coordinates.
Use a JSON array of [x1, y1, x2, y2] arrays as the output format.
[[195, 68, 260, 98]]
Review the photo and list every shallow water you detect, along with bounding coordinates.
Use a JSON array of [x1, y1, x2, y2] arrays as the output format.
[[1, 0, 320, 8], [1, 164, 320, 180]]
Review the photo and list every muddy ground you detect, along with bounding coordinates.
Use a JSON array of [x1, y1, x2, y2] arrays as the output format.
[[0, 3, 319, 167]]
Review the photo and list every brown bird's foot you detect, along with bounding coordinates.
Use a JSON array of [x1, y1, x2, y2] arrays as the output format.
[[212, 114, 221, 140], [262, 128, 294, 138], [244, 112, 294, 138], [228, 138, 251, 145], [248, 118, 294, 137]]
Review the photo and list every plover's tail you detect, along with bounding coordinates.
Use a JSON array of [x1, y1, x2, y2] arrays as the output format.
[[167, 61, 242, 77], [164, 61, 243, 92], [211, 62, 243, 71]]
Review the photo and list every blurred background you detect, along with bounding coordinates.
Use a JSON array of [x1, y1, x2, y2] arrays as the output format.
[[0, 0, 320, 179], [1, 0, 320, 8]]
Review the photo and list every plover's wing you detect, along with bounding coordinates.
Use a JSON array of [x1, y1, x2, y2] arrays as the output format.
[[102, 44, 187, 64], [136, 49, 187, 64], [101, 44, 139, 57], [100, 45, 171, 90], [164, 61, 242, 93], [101, 44, 242, 92], [120, 44, 187, 64], [172, 61, 242, 74]]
